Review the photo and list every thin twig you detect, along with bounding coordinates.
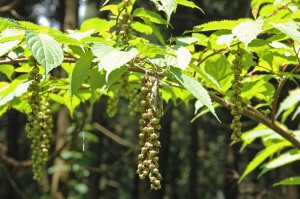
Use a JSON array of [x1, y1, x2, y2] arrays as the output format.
[[93, 122, 135, 148], [210, 93, 300, 149], [1, 165, 29, 199], [0, 0, 20, 12], [0, 57, 77, 65], [270, 64, 300, 122]]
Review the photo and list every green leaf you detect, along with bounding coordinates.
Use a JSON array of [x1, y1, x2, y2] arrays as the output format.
[[232, 18, 264, 49], [239, 141, 290, 183], [241, 125, 275, 151], [166, 46, 191, 70], [0, 40, 21, 57], [150, 0, 176, 23], [176, 0, 204, 13], [0, 18, 19, 31], [259, 149, 300, 177], [0, 65, 14, 80], [25, 30, 63, 74], [143, 18, 166, 45], [70, 52, 94, 97], [271, 22, 300, 43], [0, 75, 30, 106], [276, 88, 300, 118], [251, 0, 274, 18], [132, 8, 167, 24], [204, 54, 233, 92], [274, 176, 300, 186], [193, 20, 239, 32], [80, 18, 112, 34], [91, 44, 138, 80], [131, 21, 153, 35], [136, 42, 166, 58], [170, 68, 220, 122], [190, 64, 222, 92]]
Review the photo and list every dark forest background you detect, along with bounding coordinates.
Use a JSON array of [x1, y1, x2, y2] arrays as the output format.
[[0, 0, 299, 198]]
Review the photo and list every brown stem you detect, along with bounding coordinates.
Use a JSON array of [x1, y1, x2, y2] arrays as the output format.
[[270, 64, 300, 122], [0, 57, 77, 65], [210, 93, 300, 149], [0, 0, 20, 12]]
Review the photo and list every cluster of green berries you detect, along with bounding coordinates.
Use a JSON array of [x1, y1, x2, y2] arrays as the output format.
[[118, 11, 132, 44], [25, 65, 53, 180], [106, 96, 118, 118], [119, 72, 139, 116], [230, 49, 245, 142], [137, 74, 163, 190]]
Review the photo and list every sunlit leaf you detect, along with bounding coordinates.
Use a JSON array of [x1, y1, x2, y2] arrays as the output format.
[[259, 149, 300, 177], [239, 141, 290, 182], [274, 176, 300, 186], [170, 68, 220, 122], [132, 7, 167, 24], [271, 22, 300, 45], [91, 44, 138, 80]]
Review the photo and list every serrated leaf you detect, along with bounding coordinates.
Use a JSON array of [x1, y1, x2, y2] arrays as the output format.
[[190, 64, 222, 92], [276, 88, 300, 118], [166, 46, 191, 70], [170, 68, 220, 122], [251, 0, 274, 18], [271, 22, 300, 43], [176, 0, 204, 13], [175, 36, 200, 46], [0, 18, 19, 31], [232, 18, 264, 49], [274, 176, 300, 186], [131, 21, 153, 35], [67, 29, 94, 41], [0, 40, 21, 57], [192, 20, 240, 32], [239, 141, 290, 183], [150, 0, 176, 23], [259, 149, 300, 177], [216, 34, 235, 48], [91, 44, 138, 80], [25, 30, 63, 74], [70, 52, 93, 97], [132, 8, 167, 24], [204, 54, 233, 92]]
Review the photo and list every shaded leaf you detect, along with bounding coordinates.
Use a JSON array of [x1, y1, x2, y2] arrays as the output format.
[[70, 52, 94, 97], [274, 176, 300, 186], [25, 30, 63, 74]]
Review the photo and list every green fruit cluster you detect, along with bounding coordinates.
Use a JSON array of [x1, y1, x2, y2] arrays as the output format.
[[118, 11, 132, 44], [106, 96, 118, 118], [119, 72, 139, 116], [137, 74, 163, 190], [230, 49, 244, 142], [26, 65, 53, 181]]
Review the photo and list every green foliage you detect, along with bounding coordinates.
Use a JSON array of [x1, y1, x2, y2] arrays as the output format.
[[1, 0, 300, 190], [25, 30, 63, 74]]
